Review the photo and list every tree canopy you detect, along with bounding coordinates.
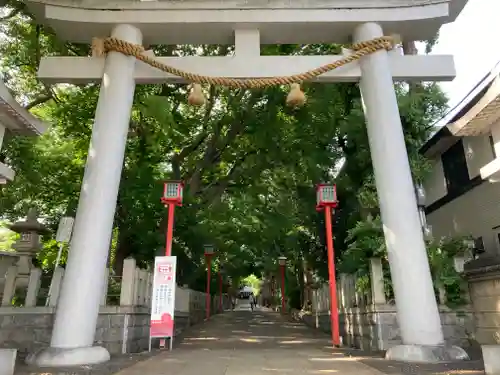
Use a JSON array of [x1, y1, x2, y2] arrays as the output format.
[[0, 1, 463, 304]]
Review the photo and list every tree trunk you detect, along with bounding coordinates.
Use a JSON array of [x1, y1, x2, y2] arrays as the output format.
[[303, 260, 314, 310], [296, 262, 305, 308], [113, 230, 133, 276]]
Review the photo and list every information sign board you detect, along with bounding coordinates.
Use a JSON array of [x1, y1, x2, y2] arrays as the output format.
[[149, 256, 177, 351]]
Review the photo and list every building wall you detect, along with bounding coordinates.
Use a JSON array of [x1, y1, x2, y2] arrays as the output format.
[[424, 158, 447, 205], [424, 133, 500, 255], [468, 271, 500, 345], [463, 135, 495, 179], [426, 181, 500, 254]]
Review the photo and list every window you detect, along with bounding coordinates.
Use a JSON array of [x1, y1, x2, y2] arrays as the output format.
[[441, 140, 470, 195], [490, 134, 497, 158]]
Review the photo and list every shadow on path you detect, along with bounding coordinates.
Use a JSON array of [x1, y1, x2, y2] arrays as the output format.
[[14, 309, 486, 375], [113, 310, 385, 375]]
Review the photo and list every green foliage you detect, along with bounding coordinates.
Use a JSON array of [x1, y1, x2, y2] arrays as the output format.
[[241, 274, 261, 295], [0, 2, 458, 308], [340, 212, 471, 307], [427, 236, 472, 307], [0, 222, 18, 252]]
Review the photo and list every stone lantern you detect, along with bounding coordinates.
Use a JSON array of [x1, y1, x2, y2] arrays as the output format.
[[9, 208, 48, 286]]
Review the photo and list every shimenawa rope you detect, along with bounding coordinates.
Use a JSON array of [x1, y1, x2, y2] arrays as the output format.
[[91, 35, 400, 107]]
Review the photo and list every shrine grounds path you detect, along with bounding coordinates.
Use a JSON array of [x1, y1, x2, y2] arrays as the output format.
[[114, 308, 383, 375], [15, 306, 485, 375]]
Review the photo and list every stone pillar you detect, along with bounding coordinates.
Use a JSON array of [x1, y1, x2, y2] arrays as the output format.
[[28, 24, 142, 367], [369, 258, 386, 305], [354, 23, 467, 362]]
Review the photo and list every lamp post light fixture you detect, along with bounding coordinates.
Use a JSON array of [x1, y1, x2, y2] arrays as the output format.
[[453, 238, 475, 273], [315, 183, 340, 347], [161, 181, 184, 256], [414, 183, 432, 239], [204, 244, 215, 319], [278, 256, 287, 314]]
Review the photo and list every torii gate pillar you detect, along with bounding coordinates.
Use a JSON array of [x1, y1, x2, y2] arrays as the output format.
[[27, 23, 142, 367], [354, 22, 466, 362]]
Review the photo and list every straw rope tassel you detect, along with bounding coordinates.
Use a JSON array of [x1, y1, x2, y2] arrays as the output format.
[[286, 83, 306, 107], [188, 84, 206, 106]]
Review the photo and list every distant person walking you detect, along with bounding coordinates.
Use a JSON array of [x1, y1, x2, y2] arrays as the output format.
[[227, 284, 237, 311], [249, 293, 255, 311]]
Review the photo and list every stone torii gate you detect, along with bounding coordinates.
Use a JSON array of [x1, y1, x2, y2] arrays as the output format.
[[23, 0, 468, 367]]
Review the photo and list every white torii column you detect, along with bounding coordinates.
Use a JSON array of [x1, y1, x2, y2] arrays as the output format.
[[354, 23, 467, 362], [28, 24, 142, 367]]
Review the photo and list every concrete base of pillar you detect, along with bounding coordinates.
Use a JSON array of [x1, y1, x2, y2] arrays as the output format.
[[25, 346, 110, 367], [385, 344, 469, 363], [0, 348, 17, 375], [481, 345, 500, 375]]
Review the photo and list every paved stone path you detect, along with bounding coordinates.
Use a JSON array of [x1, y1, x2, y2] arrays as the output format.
[[113, 309, 385, 375]]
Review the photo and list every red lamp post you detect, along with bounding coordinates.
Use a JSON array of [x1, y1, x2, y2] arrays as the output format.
[[204, 244, 215, 319], [278, 256, 287, 314], [316, 183, 340, 347], [160, 181, 184, 256]]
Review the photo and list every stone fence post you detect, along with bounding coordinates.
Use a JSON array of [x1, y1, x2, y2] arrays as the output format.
[[1, 266, 17, 306], [369, 257, 386, 305], [25, 268, 42, 307], [120, 257, 137, 306]]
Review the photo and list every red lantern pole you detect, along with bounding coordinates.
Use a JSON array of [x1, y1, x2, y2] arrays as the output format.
[[324, 205, 340, 347], [316, 183, 340, 347], [219, 271, 223, 312], [161, 181, 183, 257], [164, 204, 175, 256], [204, 245, 215, 320]]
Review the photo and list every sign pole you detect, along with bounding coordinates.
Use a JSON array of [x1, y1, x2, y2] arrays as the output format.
[[324, 205, 340, 347]]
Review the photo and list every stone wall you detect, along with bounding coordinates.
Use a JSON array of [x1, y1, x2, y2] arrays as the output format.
[[300, 304, 474, 351], [465, 258, 500, 344], [0, 305, 203, 358]]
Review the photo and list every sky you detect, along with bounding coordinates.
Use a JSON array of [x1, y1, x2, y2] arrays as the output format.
[[430, 0, 500, 121]]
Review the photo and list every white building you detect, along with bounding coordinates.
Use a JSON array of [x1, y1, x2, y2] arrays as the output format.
[[422, 64, 500, 256]]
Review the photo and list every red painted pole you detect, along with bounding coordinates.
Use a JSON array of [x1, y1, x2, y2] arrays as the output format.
[[280, 265, 286, 313], [206, 255, 212, 319], [219, 271, 223, 312], [324, 205, 340, 347], [165, 204, 176, 256]]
